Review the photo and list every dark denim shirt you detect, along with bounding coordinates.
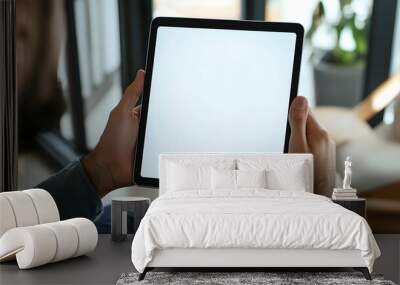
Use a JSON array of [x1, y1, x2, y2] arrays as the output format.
[[36, 160, 136, 234], [37, 160, 103, 221]]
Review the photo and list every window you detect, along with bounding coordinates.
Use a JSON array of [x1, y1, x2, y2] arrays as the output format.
[[17, 0, 124, 188], [60, 0, 122, 150], [384, 2, 400, 125], [266, 0, 373, 107], [16, 0, 397, 188]]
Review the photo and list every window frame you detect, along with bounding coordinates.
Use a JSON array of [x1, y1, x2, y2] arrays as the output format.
[[364, 0, 398, 127], [118, 0, 153, 90], [28, 0, 87, 171], [64, 0, 88, 153], [242, 0, 265, 20]]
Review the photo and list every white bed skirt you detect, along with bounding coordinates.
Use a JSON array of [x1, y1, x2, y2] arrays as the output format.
[[148, 248, 366, 268]]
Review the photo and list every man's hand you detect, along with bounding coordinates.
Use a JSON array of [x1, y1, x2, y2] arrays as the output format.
[[83, 76, 335, 199], [288, 96, 336, 196], [82, 70, 145, 197]]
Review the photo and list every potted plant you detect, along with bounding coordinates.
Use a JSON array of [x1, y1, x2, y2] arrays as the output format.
[[307, 0, 370, 107]]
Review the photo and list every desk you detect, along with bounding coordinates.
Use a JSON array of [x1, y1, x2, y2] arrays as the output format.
[[0, 235, 133, 285]]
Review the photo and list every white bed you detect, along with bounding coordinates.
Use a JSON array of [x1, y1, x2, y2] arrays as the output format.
[[131, 153, 380, 280]]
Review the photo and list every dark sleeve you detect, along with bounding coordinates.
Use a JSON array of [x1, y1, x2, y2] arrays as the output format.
[[37, 159, 103, 221]]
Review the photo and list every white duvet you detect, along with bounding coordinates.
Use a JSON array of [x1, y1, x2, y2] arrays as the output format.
[[131, 190, 380, 272]]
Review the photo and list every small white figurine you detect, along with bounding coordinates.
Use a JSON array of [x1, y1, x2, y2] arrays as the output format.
[[342, 156, 352, 189], [332, 156, 357, 199]]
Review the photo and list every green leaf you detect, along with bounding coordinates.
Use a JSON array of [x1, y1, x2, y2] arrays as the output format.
[[308, 0, 369, 65], [306, 0, 325, 41], [339, 0, 352, 11]]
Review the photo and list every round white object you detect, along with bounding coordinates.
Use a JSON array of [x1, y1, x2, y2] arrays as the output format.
[[0, 216, 97, 269], [0, 226, 57, 269], [66, 218, 98, 257], [1, 192, 39, 227], [42, 221, 79, 263], [23, 189, 60, 223], [0, 196, 17, 238]]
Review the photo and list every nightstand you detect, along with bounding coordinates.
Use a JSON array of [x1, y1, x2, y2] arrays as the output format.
[[111, 197, 150, 241], [332, 198, 366, 218]]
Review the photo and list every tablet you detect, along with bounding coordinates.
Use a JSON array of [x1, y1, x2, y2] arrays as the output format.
[[135, 17, 303, 187]]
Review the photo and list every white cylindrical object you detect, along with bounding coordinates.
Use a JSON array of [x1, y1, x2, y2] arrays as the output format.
[[0, 196, 17, 237], [66, 218, 98, 257], [42, 221, 79, 262], [0, 226, 57, 269], [23, 189, 60, 224], [1, 192, 39, 227]]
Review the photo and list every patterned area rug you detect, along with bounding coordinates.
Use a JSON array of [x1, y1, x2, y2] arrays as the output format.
[[117, 272, 395, 285]]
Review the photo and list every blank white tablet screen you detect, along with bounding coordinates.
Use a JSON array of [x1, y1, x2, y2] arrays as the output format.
[[142, 27, 297, 178]]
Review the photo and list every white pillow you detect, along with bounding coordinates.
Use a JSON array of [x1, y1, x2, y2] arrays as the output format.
[[167, 163, 211, 191], [267, 167, 307, 191], [211, 168, 236, 190], [238, 159, 310, 192], [166, 160, 235, 192], [237, 169, 267, 188], [211, 169, 268, 190]]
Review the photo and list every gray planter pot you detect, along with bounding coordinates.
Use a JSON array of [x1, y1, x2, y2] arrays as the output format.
[[313, 60, 365, 107]]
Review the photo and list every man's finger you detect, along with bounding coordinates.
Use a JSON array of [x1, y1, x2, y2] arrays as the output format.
[[123, 69, 145, 107], [132, 105, 141, 120], [133, 105, 141, 112], [306, 109, 324, 135], [288, 96, 309, 153]]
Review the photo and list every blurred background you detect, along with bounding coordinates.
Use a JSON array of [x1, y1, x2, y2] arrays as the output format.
[[16, 0, 399, 234]]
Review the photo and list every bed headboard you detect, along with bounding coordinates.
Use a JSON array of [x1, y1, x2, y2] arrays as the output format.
[[159, 153, 313, 195]]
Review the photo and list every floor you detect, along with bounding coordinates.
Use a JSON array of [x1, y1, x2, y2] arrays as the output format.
[[373, 235, 400, 284], [1, 235, 397, 284]]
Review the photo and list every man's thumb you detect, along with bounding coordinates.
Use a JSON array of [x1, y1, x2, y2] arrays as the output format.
[[288, 96, 309, 153]]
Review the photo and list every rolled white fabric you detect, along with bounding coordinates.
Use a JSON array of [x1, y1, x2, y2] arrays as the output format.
[[65, 218, 98, 257], [0, 189, 97, 269], [0, 196, 17, 237], [42, 221, 79, 262], [0, 226, 57, 269], [23, 189, 60, 224], [0, 192, 39, 227], [0, 218, 98, 269]]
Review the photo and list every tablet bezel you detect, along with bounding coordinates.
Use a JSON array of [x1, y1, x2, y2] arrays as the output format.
[[134, 17, 304, 187]]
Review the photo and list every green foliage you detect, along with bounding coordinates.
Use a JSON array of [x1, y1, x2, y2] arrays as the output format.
[[306, 0, 369, 66]]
